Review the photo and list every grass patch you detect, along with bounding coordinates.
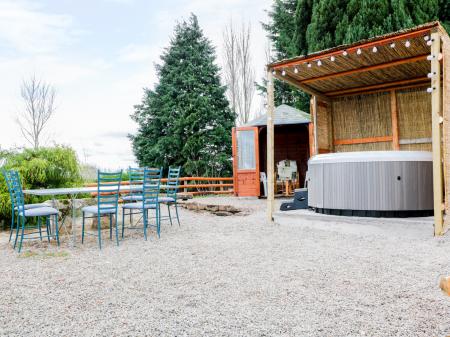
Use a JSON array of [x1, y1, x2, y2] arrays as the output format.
[[19, 250, 70, 259]]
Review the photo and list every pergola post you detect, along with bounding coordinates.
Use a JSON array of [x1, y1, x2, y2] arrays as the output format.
[[431, 31, 444, 235], [267, 70, 275, 223]]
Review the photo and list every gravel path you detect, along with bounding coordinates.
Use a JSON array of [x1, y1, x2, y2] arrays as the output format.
[[0, 197, 449, 336]]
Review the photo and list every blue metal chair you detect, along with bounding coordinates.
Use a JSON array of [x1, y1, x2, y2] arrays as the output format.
[[159, 166, 182, 226], [2, 169, 48, 243], [81, 170, 122, 249], [122, 167, 144, 202], [8, 170, 59, 252], [122, 167, 162, 239]]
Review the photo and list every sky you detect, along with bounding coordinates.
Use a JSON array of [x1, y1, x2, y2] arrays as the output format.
[[0, 0, 272, 169]]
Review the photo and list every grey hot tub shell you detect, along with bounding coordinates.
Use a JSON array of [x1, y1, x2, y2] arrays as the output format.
[[307, 151, 433, 217]]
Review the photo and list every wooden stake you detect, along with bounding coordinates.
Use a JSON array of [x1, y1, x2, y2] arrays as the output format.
[[390, 90, 400, 150], [431, 31, 444, 235], [267, 70, 275, 223]]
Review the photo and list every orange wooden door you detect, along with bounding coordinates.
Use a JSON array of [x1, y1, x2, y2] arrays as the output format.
[[232, 127, 260, 197]]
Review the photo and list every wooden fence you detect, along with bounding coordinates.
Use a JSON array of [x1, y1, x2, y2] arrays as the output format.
[[85, 177, 233, 196]]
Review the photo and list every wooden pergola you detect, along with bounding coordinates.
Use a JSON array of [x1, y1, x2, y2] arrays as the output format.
[[265, 21, 450, 234]]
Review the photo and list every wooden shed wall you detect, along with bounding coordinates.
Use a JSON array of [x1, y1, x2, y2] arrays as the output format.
[[443, 34, 450, 227]]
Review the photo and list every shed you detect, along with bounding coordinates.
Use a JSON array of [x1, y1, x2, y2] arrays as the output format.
[[232, 104, 310, 197], [264, 21, 450, 234]]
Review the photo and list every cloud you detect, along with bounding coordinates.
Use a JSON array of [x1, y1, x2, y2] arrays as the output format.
[[118, 43, 161, 63], [0, 0, 76, 54]]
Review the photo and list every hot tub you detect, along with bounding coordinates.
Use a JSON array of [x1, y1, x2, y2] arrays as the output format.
[[307, 151, 433, 217]]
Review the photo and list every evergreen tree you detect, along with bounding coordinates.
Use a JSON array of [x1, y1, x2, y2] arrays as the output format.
[[131, 15, 235, 177]]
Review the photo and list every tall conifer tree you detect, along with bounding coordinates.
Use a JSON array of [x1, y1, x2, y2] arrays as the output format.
[[131, 15, 235, 176]]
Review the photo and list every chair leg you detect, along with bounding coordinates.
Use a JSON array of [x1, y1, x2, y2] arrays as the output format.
[[81, 213, 85, 244], [97, 214, 102, 249], [114, 211, 119, 246], [9, 209, 15, 242], [13, 216, 20, 249], [156, 206, 160, 238], [38, 217, 42, 241], [46, 217, 51, 242], [55, 215, 60, 246], [122, 209, 125, 238], [167, 204, 173, 226], [18, 217, 26, 253], [175, 201, 180, 227], [109, 214, 113, 240], [143, 209, 147, 241]]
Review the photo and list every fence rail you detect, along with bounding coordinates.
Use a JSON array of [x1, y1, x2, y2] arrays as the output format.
[[85, 177, 234, 196]]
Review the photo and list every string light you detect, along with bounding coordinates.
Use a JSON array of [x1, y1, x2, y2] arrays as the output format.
[[272, 70, 276, 75], [390, 42, 396, 48], [356, 48, 362, 55], [342, 50, 348, 56], [282, 69, 286, 76], [317, 60, 322, 66], [307, 62, 312, 68], [372, 46, 378, 53], [405, 40, 411, 48], [427, 87, 435, 93], [427, 72, 436, 78], [294, 67, 298, 74], [424, 36, 430, 41], [427, 54, 435, 61], [330, 55, 335, 62], [427, 39, 434, 46]]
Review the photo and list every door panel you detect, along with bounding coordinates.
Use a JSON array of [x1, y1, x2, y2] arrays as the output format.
[[232, 127, 259, 197]]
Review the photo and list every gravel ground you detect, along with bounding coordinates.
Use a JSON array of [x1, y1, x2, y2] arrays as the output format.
[[0, 196, 450, 336]]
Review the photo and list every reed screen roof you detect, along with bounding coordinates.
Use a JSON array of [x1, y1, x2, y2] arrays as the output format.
[[268, 22, 448, 98]]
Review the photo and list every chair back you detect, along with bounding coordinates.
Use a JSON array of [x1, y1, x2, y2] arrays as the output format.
[[127, 167, 145, 197], [9, 171, 25, 214], [142, 167, 162, 205], [1, 169, 15, 209], [166, 166, 181, 199], [97, 170, 123, 214]]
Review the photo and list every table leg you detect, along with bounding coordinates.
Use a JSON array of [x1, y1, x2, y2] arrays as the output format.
[[71, 194, 77, 247]]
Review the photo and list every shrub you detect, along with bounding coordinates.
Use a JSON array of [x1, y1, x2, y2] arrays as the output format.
[[0, 146, 82, 225]]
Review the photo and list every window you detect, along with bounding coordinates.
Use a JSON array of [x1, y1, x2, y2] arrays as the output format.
[[237, 130, 256, 170]]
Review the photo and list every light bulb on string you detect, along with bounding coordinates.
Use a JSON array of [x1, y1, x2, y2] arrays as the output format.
[[427, 39, 434, 46], [390, 42, 396, 48], [372, 46, 378, 53], [272, 70, 276, 75], [294, 67, 298, 74], [405, 40, 411, 48], [424, 36, 430, 41], [427, 72, 436, 79], [307, 62, 312, 68], [282, 69, 286, 76], [330, 55, 335, 62], [427, 87, 435, 93], [427, 54, 435, 61], [356, 48, 362, 55], [317, 60, 322, 66], [342, 50, 348, 56]]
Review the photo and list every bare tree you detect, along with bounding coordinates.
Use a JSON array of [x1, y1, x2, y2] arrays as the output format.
[[17, 75, 56, 149], [223, 20, 255, 126]]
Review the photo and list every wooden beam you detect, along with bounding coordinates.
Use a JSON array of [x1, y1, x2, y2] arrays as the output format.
[[331, 82, 429, 98], [312, 96, 318, 155], [266, 70, 275, 223], [390, 90, 400, 150], [302, 54, 429, 84], [327, 77, 429, 96], [231, 127, 238, 196], [308, 123, 314, 158], [431, 31, 444, 235], [271, 26, 435, 69], [273, 73, 330, 103], [334, 135, 393, 146]]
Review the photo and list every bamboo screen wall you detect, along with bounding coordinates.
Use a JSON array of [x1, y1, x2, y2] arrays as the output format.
[[316, 102, 331, 151], [397, 88, 432, 151], [331, 92, 392, 152]]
